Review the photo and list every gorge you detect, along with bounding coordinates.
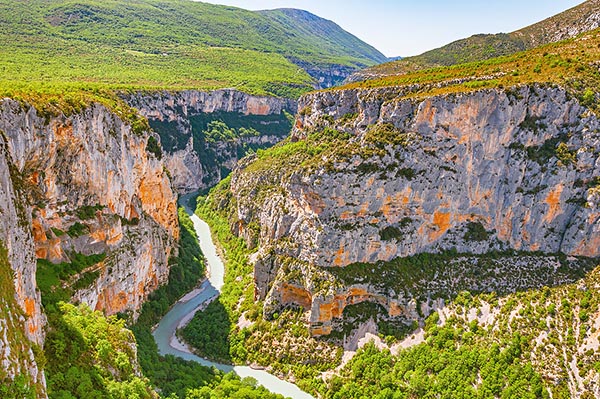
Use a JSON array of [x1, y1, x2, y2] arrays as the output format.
[[1, 1, 600, 398], [152, 194, 315, 399]]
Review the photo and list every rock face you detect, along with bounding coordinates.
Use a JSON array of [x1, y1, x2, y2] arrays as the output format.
[[128, 89, 297, 193], [0, 97, 179, 314], [224, 84, 600, 335], [0, 97, 180, 394], [0, 131, 47, 397]]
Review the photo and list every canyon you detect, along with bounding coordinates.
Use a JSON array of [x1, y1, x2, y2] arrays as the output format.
[[128, 89, 296, 193], [0, 89, 300, 397], [1, 75, 599, 399], [1, 1, 600, 397]]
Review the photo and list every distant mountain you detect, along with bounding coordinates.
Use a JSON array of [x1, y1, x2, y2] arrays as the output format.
[[259, 8, 388, 86], [348, 0, 600, 83], [0, 0, 387, 97]]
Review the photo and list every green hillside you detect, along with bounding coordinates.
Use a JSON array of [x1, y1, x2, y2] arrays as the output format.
[[339, 27, 600, 106], [351, 0, 599, 81], [0, 0, 386, 102], [259, 8, 387, 67]]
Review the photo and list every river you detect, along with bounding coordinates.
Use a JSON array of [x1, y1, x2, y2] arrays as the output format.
[[152, 194, 316, 399]]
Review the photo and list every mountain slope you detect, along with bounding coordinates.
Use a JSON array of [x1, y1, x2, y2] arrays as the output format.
[[0, 0, 385, 97], [259, 8, 386, 65], [259, 8, 387, 86], [349, 0, 600, 82]]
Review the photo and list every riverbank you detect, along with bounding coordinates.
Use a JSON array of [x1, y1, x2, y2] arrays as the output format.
[[152, 194, 316, 399]]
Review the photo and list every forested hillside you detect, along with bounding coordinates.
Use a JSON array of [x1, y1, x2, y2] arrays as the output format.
[[0, 0, 386, 98]]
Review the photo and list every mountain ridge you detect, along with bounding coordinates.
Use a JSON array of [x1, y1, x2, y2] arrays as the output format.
[[348, 0, 600, 83]]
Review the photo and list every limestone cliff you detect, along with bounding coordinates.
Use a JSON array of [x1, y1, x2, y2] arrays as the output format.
[[0, 98, 178, 317], [0, 131, 46, 397], [290, 59, 362, 88], [128, 89, 296, 193], [0, 96, 180, 394], [220, 84, 599, 335]]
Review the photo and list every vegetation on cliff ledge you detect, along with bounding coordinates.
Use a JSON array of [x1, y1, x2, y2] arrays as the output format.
[[314, 263, 600, 399], [184, 176, 600, 398]]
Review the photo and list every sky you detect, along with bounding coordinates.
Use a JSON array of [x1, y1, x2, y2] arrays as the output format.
[[199, 0, 584, 57]]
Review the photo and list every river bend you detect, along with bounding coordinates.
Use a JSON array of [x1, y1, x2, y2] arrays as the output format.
[[152, 195, 315, 399]]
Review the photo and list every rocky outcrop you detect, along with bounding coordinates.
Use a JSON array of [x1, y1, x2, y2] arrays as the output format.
[[0, 98, 178, 319], [290, 85, 600, 260], [128, 89, 297, 193], [224, 84, 600, 334], [129, 90, 296, 118], [0, 96, 180, 395]]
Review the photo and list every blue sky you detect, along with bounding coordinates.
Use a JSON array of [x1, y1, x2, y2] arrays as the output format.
[[199, 0, 584, 57]]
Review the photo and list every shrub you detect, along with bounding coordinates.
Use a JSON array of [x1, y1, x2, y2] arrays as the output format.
[[145, 136, 162, 160], [464, 222, 489, 242]]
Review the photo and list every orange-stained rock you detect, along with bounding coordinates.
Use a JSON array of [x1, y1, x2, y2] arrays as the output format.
[[380, 188, 413, 224], [30, 218, 47, 243], [316, 300, 342, 322], [310, 325, 333, 336], [28, 171, 40, 186], [544, 184, 564, 223], [95, 287, 128, 314], [54, 122, 74, 141], [303, 191, 326, 215], [429, 211, 451, 241], [573, 213, 600, 257], [28, 322, 38, 336], [357, 202, 370, 218], [35, 247, 48, 259], [308, 286, 412, 336], [47, 238, 64, 262], [497, 208, 514, 242], [380, 196, 393, 220], [419, 99, 437, 126], [281, 283, 312, 309], [139, 173, 179, 240], [24, 298, 36, 317], [246, 100, 271, 116], [433, 211, 451, 230], [333, 241, 349, 267], [388, 302, 404, 317], [340, 210, 354, 220]]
